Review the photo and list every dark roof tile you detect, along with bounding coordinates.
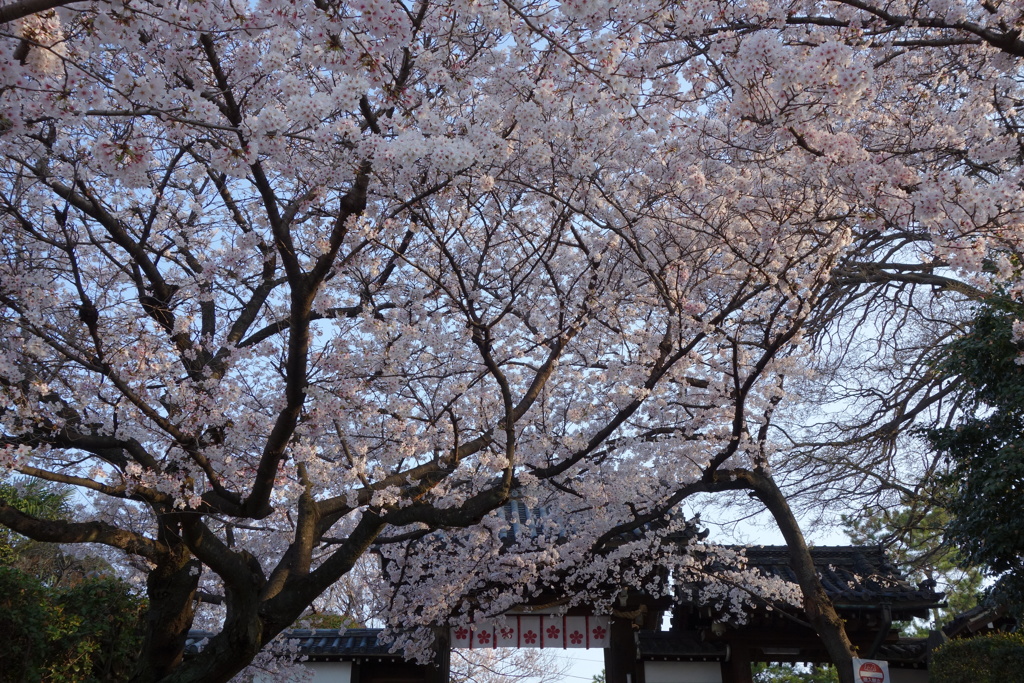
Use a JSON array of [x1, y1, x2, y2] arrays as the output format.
[[740, 546, 943, 607], [186, 628, 400, 659]]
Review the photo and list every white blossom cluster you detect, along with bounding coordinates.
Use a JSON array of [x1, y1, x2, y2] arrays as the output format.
[[1, 0, 1023, 678]]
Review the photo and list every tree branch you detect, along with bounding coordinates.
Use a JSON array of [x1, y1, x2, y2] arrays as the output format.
[[0, 501, 166, 560], [0, 0, 88, 24]]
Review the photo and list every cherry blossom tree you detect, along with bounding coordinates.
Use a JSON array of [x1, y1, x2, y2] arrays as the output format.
[[2, 1, 1024, 682]]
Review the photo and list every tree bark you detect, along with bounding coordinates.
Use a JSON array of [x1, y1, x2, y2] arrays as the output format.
[[0, 0, 89, 25], [736, 469, 857, 683], [133, 549, 202, 682]]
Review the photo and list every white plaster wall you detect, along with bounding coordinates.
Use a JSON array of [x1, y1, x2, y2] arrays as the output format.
[[644, 661, 723, 683], [305, 661, 353, 682]]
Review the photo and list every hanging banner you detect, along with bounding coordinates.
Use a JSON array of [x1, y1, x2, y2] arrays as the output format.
[[450, 615, 611, 649], [852, 658, 890, 683]]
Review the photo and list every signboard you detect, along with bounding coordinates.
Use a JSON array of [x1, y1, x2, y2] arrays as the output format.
[[852, 658, 890, 683], [450, 615, 610, 649]]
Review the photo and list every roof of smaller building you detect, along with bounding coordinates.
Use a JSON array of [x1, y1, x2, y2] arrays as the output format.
[[942, 603, 1016, 639], [637, 630, 932, 667], [185, 628, 400, 659], [877, 638, 930, 667]]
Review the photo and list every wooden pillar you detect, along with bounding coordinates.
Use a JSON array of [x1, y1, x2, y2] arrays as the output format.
[[721, 645, 753, 683], [605, 617, 638, 683], [427, 627, 451, 683]]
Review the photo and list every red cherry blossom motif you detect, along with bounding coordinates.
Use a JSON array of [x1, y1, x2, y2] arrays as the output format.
[[569, 630, 584, 644], [477, 631, 492, 644], [455, 627, 469, 640], [592, 626, 607, 640], [500, 627, 515, 639], [523, 630, 538, 644], [546, 625, 560, 640]]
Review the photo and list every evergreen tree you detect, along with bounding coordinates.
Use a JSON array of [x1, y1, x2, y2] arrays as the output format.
[[753, 663, 838, 683], [844, 492, 984, 632], [927, 306, 1024, 617], [0, 479, 144, 682]]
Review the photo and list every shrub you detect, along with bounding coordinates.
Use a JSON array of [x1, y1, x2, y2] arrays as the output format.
[[931, 632, 1024, 683], [0, 566, 60, 682], [0, 567, 144, 682], [49, 577, 146, 682]]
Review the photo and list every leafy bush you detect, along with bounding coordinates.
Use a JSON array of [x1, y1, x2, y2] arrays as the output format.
[[931, 633, 1024, 683], [0, 567, 144, 682], [0, 566, 60, 682], [49, 577, 147, 682]]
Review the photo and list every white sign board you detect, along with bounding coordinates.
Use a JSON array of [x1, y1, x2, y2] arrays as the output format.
[[852, 658, 890, 683]]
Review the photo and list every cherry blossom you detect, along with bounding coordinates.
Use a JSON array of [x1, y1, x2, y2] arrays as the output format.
[[2, 1, 1023, 682]]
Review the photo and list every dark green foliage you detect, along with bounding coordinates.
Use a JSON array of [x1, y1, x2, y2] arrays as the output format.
[[295, 612, 363, 629], [844, 494, 983, 634], [0, 566, 55, 681], [49, 577, 147, 682], [753, 663, 838, 682], [0, 478, 112, 587], [931, 633, 1024, 683], [0, 567, 145, 682], [0, 479, 144, 681], [0, 478, 71, 517], [926, 307, 1024, 614]]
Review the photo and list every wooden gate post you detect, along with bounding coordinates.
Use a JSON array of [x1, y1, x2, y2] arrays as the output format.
[[721, 644, 753, 683], [605, 617, 638, 683], [428, 626, 451, 683]]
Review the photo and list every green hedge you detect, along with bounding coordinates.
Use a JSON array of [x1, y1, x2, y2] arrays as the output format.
[[931, 632, 1024, 683]]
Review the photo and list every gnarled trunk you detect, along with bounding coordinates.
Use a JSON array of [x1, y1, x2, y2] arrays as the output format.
[[133, 548, 201, 682], [738, 469, 857, 683]]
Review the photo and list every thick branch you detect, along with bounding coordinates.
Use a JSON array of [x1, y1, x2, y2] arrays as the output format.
[[0, 0, 87, 24], [833, 262, 989, 300], [734, 468, 857, 683], [0, 501, 165, 560]]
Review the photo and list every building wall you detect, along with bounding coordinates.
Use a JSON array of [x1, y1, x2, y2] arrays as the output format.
[[645, 661, 724, 683], [306, 661, 353, 682]]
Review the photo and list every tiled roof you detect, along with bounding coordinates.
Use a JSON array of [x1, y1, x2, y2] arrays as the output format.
[[737, 546, 943, 609], [496, 500, 559, 544], [671, 545, 943, 625], [942, 603, 1016, 638], [185, 628, 399, 659], [877, 637, 929, 666]]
